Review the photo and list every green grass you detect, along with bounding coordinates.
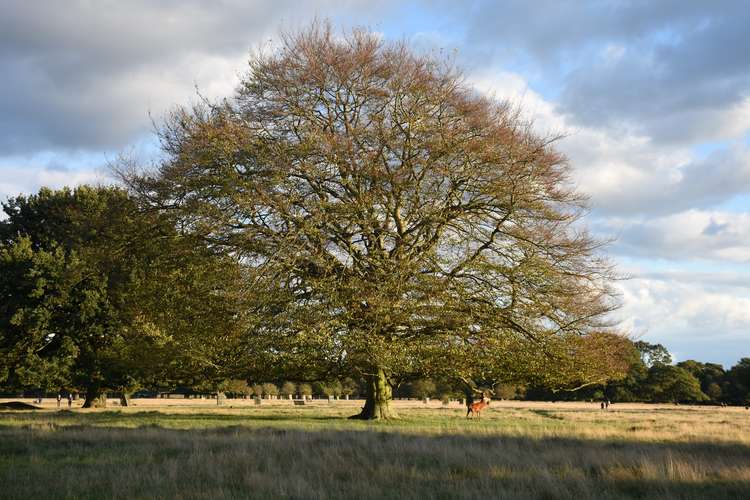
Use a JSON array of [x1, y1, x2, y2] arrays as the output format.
[[1, 402, 749, 499]]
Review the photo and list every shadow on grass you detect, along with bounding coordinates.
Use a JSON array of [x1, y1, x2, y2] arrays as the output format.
[[1, 409, 349, 425], [1, 419, 749, 500], [145, 409, 344, 423], [528, 409, 566, 421]]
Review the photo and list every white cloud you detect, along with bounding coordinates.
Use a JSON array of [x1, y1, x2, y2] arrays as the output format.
[[0, 0, 379, 154], [469, 71, 565, 134], [615, 274, 750, 366], [0, 151, 113, 203], [644, 97, 750, 145], [469, 70, 750, 218], [602, 210, 750, 262], [0, 166, 105, 202]]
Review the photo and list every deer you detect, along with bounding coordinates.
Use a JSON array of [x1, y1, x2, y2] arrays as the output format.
[[466, 397, 490, 419]]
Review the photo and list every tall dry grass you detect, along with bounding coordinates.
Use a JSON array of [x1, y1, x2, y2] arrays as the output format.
[[1, 401, 748, 499]]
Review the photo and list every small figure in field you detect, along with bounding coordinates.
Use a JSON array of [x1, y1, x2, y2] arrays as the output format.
[[57, 394, 61, 408], [67, 393, 73, 408], [605, 399, 610, 409], [600, 401, 605, 410], [467, 398, 490, 419]]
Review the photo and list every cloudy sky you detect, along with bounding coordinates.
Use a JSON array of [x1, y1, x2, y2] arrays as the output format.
[[2, 1, 748, 367]]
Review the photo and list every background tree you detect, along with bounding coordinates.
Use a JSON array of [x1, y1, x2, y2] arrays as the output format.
[[677, 360, 726, 402], [341, 377, 359, 399], [725, 358, 750, 405], [409, 379, 437, 400], [280, 381, 297, 398], [225, 379, 252, 399], [644, 364, 706, 403], [122, 23, 627, 419], [494, 383, 525, 400], [321, 383, 337, 399], [435, 379, 461, 401], [330, 380, 343, 399], [298, 383, 313, 399], [0, 238, 79, 396], [0, 186, 245, 406], [604, 340, 648, 402], [0, 187, 162, 407], [312, 381, 329, 399], [261, 382, 278, 399], [634, 341, 672, 367]]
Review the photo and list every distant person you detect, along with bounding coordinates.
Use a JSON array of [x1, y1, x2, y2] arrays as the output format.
[[600, 402, 605, 410], [68, 394, 73, 408], [605, 400, 610, 409], [57, 394, 61, 408]]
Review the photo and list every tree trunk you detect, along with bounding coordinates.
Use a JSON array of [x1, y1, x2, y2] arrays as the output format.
[[83, 385, 107, 408], [350, 368, 397, 420], [463, 387, 476, 408], [120, 392, 131, 407]]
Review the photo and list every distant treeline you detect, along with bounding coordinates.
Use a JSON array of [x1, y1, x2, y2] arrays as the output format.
[[119, 343, 750, 406], [231, 342, 749, 405], [235, 341, 749, 405], [6, 341, 749, 407], [523, 344, 750, 406]]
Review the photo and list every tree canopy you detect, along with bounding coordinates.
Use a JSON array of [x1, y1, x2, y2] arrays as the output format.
[[121, 23, 629, 418], [0, 186, 246, 406], [634, 340, 672, 367], [643, 364, 706, 403]]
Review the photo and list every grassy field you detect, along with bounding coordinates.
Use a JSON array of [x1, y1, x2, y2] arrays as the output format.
[[1, 399, 749, 499]]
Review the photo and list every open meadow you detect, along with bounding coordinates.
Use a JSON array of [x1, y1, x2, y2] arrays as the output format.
[[1, 398, 749, 499]]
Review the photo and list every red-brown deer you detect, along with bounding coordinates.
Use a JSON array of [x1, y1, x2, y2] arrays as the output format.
[[466, 397, 490, 418]]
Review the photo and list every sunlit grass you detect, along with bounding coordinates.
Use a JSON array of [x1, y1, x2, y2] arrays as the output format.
[[1, 400, 748, 499]]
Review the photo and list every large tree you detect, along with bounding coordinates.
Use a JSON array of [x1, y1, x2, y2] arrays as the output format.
[[123, 23, 627, 419], [0, 186, 245, 406], [677, 360, 726, 402], [643, 364, 707, 403], [726, 358, 750, 405]]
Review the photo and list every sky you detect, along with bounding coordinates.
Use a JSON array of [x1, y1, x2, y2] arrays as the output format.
[[1, 1, 749, 367]]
